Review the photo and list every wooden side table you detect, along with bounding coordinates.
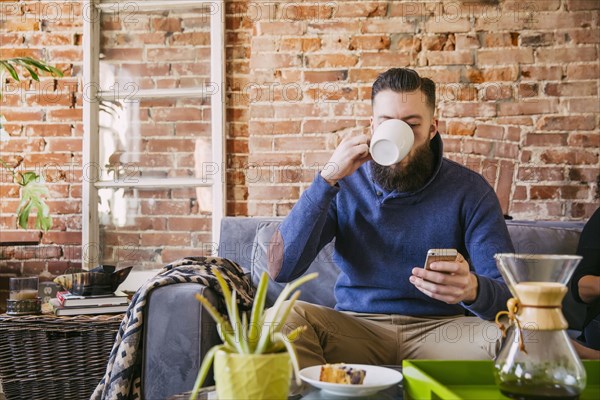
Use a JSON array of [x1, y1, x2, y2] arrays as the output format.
[[0, 313, 123, 400]]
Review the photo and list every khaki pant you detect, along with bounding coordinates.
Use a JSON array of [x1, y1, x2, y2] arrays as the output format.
[[277, 301, 502, 369]]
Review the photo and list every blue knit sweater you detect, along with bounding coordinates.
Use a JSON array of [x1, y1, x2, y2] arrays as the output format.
[[274, 133, 513, 321]]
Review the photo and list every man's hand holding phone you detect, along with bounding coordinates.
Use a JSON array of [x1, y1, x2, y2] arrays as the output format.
[[409, 249, 479, 305]]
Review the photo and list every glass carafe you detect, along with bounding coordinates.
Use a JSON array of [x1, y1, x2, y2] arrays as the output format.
[[494, 254, 586, 400]]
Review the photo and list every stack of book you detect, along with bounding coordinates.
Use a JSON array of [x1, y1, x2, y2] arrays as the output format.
[[49, 291, 130, 316]]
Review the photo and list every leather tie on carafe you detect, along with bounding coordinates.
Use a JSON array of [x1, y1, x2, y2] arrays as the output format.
[[495, 297, 527, 353]]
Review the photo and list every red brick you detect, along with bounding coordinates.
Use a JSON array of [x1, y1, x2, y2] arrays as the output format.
[[498, 99, 558, 116], [537, 116, 596, 131], [247, 202, 274, 216], [520, 33, 555, 47], [567, 29, 600, 44], [481, 84, 513, 101], [531, 186, 561, 200], [571, 203, 599, 219], [170, 32, 210, 46], [566, 0, 600, 11], [520, 66, 563, 81], [568, 133, 600, 148], [349, 35, 391, 51], [256, 21, 305, 36], [475, 125, 504, 140], [447, 121, 476, 136], [305, 54, 358, 68], [361, 52, 412, 67], [140, 233, 190, 247], [518, 167, 565, 182], [478, 48, 533, 65], [561, 185, 589, 200], [566, 63, 599, 80], [545, 82, 597, 97], [308, 22, 358, 33], [536, 46, 597, 63], [540, 149, 598, 165], [440, 102, 496, 118], [513, 186, 527, 201], [518, 83, 538, 98], [455, 34, 480, 49], [564, 98, 600, 114], [304, 70, 347, 83], [569, 167, 600, 182], [480, 32, 519, 48], [248, 121, 301, 135], [247, 153, 302, 166], [394, 35, 422, 53], [303, 119, 356, 134], [337, 2, 388, 17], [361, 19, 417, 34], [248, 185, 300, 201], [427, 51, 473, 65], [418, 68, 462, 83], [525, 133, 568, 147]]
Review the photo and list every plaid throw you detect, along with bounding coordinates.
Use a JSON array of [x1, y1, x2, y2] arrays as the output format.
[[91, 256, 254, 400]]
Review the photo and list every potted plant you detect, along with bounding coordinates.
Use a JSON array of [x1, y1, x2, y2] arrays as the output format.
[[190, 270, 318, 400], [0, 57, 63, 231]]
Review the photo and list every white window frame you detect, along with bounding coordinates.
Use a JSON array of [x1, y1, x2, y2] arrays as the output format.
[[82, 0, 225, 269]]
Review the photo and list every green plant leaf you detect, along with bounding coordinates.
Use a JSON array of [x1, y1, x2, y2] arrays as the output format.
[[0, 61, 19, 81], [248, 272, 269, 352], [20, 171, 39, 186], [17, 200, 33, 229], [272, 332, 303, 386], [22, 64, 39, 81], [16, 180, 52, 231], [255, 272, 318, 353], [195, 293, 238, 350], [189, 344, 223, 400], [230, 290, 248, 353]]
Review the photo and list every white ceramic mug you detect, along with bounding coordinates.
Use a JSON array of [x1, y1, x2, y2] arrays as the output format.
[[369, 119, 415, 166]]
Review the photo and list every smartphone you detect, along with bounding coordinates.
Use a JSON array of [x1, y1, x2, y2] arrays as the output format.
[[424, 248, 458, 270]]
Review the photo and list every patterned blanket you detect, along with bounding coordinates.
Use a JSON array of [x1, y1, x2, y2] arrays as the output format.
[[91, 257, 254, 400]]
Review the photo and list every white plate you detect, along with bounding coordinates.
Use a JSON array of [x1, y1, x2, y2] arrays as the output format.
[[299, 364, 403, 397]]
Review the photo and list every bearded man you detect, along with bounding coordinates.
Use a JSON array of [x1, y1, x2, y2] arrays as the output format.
[[267, 68, 514, 368]]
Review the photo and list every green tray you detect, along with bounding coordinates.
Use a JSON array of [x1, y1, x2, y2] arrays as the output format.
[[402, 360, 599, 400]]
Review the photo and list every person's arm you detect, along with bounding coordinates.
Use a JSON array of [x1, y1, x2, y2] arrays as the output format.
[[460, 190, 514, 320], [578, 275, 600, 304], [571, 208, 600, 304], [571, 338, 600, 360], [409, 189, 513, 320], [268, 135, 371, 282]]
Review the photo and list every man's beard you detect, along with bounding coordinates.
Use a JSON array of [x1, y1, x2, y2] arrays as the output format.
[[371, 141, 435, 193]]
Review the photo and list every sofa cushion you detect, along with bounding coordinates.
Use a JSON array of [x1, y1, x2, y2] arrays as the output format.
[[506, 220, 584, 255], [251, 221, 339, 308]]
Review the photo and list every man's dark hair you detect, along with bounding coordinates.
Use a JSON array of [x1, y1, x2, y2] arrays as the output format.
[[371, 68, 436, 113]]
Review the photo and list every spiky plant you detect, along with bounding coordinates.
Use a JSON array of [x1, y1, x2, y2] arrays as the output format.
[[190, 271, 318, 400]]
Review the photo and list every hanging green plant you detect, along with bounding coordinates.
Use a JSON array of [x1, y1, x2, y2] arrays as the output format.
[[0, 57, 63, 231]]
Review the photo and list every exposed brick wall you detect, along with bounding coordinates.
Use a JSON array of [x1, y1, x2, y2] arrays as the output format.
[[1, 1, 84, 278], [245, 0, 599, 219], [1, 0, 599, 276]]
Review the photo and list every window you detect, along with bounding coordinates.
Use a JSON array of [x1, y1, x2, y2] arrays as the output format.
[[82, 0, 225, 270]]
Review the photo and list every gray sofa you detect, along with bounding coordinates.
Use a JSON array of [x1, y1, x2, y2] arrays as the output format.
[[141, 217, 586, 400]]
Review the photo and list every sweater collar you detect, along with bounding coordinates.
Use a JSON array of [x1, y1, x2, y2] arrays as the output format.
[[369, 132, 444, 199]]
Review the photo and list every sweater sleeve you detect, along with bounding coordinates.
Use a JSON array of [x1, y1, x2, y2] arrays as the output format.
[[571, 207, 600, 304], [269, 174, 339, 283], [460, 190, 514, 320]]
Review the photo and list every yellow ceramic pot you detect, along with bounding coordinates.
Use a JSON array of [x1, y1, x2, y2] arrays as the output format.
[[214, 350, 292, 400]]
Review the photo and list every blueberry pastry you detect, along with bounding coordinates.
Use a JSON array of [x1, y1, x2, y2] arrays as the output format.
[[319, 363, 366, 384]]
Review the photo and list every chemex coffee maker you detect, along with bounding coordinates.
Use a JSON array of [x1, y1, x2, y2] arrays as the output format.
[[494, 254, 586, 400]]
